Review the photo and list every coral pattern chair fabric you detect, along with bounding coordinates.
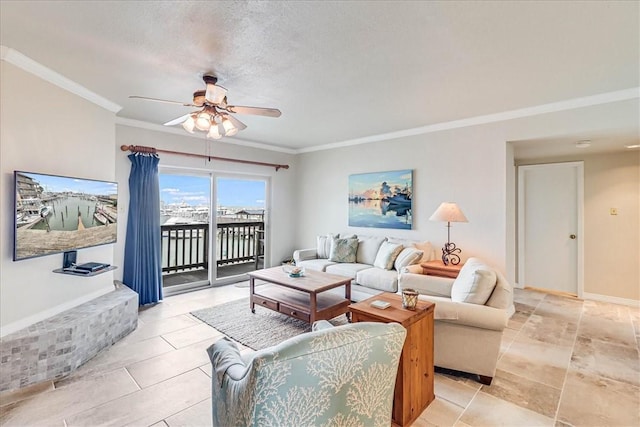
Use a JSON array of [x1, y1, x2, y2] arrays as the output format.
[[207, 320, 407, 427]]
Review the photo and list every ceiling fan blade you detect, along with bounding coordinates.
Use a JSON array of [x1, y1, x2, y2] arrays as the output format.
[[163, 113, 194, 126], [129, 95, 196, 107], [226, 105, 281, 118], [224, 114, 247, 130]]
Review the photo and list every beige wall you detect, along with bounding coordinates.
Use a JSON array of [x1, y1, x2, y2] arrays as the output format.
[[516, 151, 640, 301], [1, 62, 117, 335]]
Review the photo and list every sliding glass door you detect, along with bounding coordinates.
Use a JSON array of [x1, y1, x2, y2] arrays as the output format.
[[158, 171, 212, 293], [213, 175, 268, 284], [158, 169, 269, 291]]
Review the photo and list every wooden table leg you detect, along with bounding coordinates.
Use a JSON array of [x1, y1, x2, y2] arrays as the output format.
[[345, 281, 352, 321], [250, 277, 256, 313], [310, 292, 317, 324]]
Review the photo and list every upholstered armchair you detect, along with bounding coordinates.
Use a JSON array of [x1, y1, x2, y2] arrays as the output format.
[[207, 320, 407, 427]]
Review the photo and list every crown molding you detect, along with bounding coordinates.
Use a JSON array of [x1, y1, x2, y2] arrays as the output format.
[[2, 45, 636, 154], [0, 45, 121, 113], [298, 87, 640, 154], [115, 117, 297, 155]]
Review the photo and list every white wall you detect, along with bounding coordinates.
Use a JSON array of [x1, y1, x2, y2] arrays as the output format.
[[1, 62, 117, 336], [295, 125, 510, 272], [114, 125, 298, 279], [294, 100, 640, 300]]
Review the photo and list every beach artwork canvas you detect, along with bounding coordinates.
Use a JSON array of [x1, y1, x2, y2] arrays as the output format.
[[348, 169, 413, 229]]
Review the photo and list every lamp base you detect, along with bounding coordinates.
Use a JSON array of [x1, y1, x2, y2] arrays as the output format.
[[441, 242, 462, 266]]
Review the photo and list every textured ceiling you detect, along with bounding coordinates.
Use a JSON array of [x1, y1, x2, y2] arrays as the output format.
[[1, 1, 638, 152]]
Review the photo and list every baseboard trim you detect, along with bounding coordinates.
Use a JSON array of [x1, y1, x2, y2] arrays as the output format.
[[524, 286, 579, 299], [582, 292, 640, 308]]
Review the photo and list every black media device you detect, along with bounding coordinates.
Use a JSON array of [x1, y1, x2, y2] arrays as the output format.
[[63, 250, 77, 268], [75, 262, 110, 272]]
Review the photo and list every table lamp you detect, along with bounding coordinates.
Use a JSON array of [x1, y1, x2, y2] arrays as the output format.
[[429, 202, 468, 265]]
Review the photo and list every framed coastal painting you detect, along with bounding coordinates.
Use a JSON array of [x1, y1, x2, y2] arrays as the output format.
[[348, 169, 413, 229]]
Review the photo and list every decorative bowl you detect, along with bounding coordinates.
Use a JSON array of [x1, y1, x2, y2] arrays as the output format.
[[282, 264, 305, 278]]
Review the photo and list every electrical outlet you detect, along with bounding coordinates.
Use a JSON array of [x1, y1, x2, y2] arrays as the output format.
[[610, 208, 618, 215]]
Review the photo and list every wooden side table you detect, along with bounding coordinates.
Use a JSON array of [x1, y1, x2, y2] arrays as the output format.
[[349, 293, 435, 427], [420, 260, 464, 278]]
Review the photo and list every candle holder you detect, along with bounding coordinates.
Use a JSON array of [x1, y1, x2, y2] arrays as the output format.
[[401, 288, 419, 310]]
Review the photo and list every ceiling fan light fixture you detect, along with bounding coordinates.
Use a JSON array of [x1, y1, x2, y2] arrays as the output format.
[[205, 84, 227, 105], [195, 111, 212, 131], [222, 117, 238, 136], [131, 75, 279, 138], [182, 115, 196, 133], [207, 123, 223, 140]]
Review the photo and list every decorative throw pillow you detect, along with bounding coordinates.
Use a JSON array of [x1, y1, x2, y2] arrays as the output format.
[[356, 236, 387, 265], [316, 234, 335, 259], [393, 247, 424, 271], [451, 259, 498, 305], [329, 237, 358, 263], [373, 241, 404, 270], [413, 240, 434, 263]]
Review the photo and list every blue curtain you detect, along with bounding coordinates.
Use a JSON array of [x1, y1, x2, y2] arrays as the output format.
[[123, 153, 163, 305]]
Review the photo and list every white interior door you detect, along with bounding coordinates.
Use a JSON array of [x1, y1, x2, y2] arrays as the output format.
[[518, 162, 583, 296]]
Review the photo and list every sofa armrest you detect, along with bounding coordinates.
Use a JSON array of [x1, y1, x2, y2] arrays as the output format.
[[399, 272, 454, 298], [293, 248, 318, 263], [418, 295, 510, 331], [401, 264, 423, 274], [207, 337, 249, 384], [312, 320, 334, 331]]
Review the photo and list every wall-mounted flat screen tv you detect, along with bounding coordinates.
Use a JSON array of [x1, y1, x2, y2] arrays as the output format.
[[14, 171, 118, 261]]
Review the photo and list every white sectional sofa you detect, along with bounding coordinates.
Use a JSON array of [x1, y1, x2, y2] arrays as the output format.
[[399, 258, 515, 384], [293, 233, 435, 301], [294, 235, 514, 384]]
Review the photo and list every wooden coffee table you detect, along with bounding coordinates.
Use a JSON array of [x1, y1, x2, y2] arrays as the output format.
[[248, 267, 352, 324], [349, 293, 435, 427]]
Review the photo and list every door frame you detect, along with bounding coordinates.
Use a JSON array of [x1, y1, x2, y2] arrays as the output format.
[[517, 162, 584, 297]]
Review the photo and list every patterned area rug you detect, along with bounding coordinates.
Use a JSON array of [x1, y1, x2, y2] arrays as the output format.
[[191, 298, 349, 350]]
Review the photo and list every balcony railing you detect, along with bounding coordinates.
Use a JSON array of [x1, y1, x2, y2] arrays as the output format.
[[161, 221, 264, 285]]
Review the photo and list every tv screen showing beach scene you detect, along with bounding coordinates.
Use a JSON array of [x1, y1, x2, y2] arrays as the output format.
[[14, 171, 118, 261]]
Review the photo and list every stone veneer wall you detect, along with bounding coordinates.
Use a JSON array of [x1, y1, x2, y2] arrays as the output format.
[[0, 286, 138, 392]]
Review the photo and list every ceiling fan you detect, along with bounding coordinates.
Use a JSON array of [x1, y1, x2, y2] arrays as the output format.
[[129, 74, 281, 139]]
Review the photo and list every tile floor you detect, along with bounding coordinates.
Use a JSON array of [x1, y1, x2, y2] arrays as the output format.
[[1, 285, 639, 426]]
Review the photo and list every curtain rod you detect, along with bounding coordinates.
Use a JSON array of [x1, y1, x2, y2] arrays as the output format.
[[120, 145, 289, 171]]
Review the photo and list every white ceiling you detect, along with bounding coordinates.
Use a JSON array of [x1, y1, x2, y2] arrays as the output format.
[[1, 1, 638, 154]]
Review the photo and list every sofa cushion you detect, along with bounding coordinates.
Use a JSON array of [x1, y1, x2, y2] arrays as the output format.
[[356, 267, 399, 293], [394, 247, 423, 271], [316, 234, 336, 259], [451, 259, 497, 305], [486, 270, 514, 312], [296, 259, 337, 272], [329, 237, 358, 263], [413, 240, 434, 263], [373, 242, 404, 270], [386, 237, 415, 248], [356, 236, 387, 265], [326, 263, 371, 279]]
